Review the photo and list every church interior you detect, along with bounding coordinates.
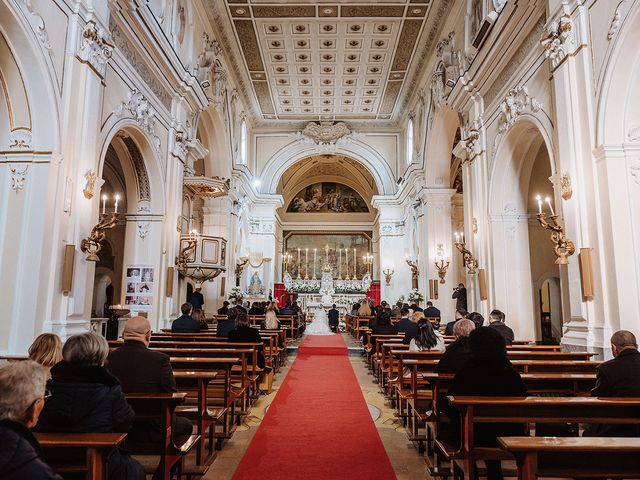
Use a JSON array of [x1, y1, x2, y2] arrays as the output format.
[[1, 0, 640, 478]]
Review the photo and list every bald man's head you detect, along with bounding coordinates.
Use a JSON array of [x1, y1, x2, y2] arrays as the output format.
[[611, 330, 638, 357], [123, 316, 152, 346]]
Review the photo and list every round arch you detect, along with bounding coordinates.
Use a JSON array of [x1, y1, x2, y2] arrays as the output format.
[[261, 139, 397, 195], [0, 1, 60, 151], [423, 107, 460, 185], [98, 120, 166, 215]]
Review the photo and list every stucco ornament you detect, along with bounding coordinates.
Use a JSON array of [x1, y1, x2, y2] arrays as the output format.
[[498, 86, 541, 133], [79, 20, 114, 76], [301, 122, 352, 145], [540, 13, 575, 70], [10, 166, 28, 193], [114, 89, 157, 135]]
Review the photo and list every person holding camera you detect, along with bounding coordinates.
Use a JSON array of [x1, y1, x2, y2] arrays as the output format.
[[452, 283, 467, 311]]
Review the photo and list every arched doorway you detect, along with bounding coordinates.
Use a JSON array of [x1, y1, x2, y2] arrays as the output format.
[[90, 128, 164, 326], [489, 120, 560, 341]]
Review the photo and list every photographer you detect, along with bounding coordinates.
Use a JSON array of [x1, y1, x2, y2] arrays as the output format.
[[452, 283, 467, 311]]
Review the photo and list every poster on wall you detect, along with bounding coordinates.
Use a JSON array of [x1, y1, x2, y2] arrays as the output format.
[[125, 266, 154, 311]]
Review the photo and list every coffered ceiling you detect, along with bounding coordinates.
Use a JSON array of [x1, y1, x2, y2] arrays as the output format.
[[205, 1, 454, 128]]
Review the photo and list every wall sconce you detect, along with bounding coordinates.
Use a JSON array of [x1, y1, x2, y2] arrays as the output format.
[[535, 195, 575, 265], [434, 243, 449, 283], [80, 194, 120, 261], [382, 268, 394, 286], [454, 231, 478, 274], [405, 255, 419, 278]]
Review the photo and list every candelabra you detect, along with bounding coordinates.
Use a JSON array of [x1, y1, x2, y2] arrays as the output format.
[[405, 257, 419, 278], [454, 237, 478, 274], [536, 213, 575, 265], [434, 257, 450, 284], [535, 194, 575, 265], [81, 212, 120, 261], [383, 268, 394, 286], [235, 257, 249, 281]]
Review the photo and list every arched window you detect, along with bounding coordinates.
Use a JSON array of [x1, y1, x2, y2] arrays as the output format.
[[239, 119, 248, 165], [406, 117, 414, 165]]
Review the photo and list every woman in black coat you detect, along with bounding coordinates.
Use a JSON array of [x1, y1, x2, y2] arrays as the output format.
[[228, 312, 266, 369], [442, 327, 527, 480], [36, 332, 143, 480]]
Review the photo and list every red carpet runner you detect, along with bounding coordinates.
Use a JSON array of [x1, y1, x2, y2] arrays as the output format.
[[231, 334, 397, 480]]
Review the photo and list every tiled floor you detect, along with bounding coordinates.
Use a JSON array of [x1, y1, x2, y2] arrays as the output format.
[[202, 334, 428, 479]]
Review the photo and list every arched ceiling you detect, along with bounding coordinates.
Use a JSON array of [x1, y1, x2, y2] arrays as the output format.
[[277, 154, 378, 199], [205, 1, 454, 128]]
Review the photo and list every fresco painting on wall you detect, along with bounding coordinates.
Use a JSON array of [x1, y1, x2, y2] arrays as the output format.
[[287, 182, 369, 213], [284, 232, 371, 279]]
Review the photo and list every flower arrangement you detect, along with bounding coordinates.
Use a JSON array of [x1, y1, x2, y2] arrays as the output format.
[[290, 283, 320, 294], [334, 283, 366, 294], [228, 286, 244, 303], [407, 289, 424, 304]]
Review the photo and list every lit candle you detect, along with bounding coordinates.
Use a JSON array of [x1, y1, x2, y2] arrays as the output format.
[[313, 248, 317, 278], [297, 248, 301, 276], [461, 232, 465, 244], [339, 248, 342, 277], [536, 195, 543, 214], [305, 248, 308, 278], [114, 194, 120, 214], [101, 194, 107, 215], [546, 196, 555, 216], [354, 248, 357, 278], [455, 232, 460, 243]]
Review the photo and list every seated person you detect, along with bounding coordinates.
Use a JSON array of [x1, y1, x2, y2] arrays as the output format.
[[228, 312, 266, 369], [436, 319, 475, 374], [191, 308, 209, 330], [217, 307, 238, 338], [465, 311, 485, 330], [410, 303, 423, 313], [584, 330, 640, 437], [487, 309, 514, 345], [444, 308, 468, 336], [0, 361, 62, 480], [395, 307, 414, 334], [350, 302, 360, 316], [443, 327, 527, 480], [248, 302, 264, 316], [107, 316, 193, 446], [35, 332, 143, 479], [423, 301, 441, 322], [217, 300, 230, 315], [171, 302, 201, 333], [280, 302, 294, 315], [261, 306, 281, 330], [28, 333, 63, 373], [371, 311, 398, 336], [409, 319, 445, 351], [390, 301, 402, 317], [402, 311, 422, 345]]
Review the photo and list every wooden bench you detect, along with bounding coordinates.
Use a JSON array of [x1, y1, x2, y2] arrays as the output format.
[[498, 436, 640, 479], [36, 432, 127, 480], [446, 396, 640, 480], [125, 393, 199, 480]]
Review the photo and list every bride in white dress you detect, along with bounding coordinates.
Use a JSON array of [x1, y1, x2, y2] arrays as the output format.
[[305, 305, 334, 336]]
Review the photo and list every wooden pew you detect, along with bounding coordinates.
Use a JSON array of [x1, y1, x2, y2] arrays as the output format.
[[173, 371, 218, 467], [36, 432, 127, 480], [446, 396, 640, 480], [125, 392, 199, 480], [498, 436, 640, 479]]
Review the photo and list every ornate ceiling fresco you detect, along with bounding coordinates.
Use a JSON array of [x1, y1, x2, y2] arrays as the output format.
[[205, 1, 454, 128]]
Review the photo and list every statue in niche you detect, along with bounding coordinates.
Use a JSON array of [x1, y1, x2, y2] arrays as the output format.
[[248, 271, 264, 295]]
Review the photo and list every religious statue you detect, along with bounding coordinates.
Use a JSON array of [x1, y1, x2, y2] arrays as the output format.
[[248, 271, 263, 295]]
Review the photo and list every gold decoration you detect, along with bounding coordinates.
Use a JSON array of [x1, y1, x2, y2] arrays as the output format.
[[80, 213, 119, 261], [536, 212, 575, 265], [454, 240, 478, 275], [83, 170, 98, 199], [383, 268, 394, 286], [560, 174, 572, 200]]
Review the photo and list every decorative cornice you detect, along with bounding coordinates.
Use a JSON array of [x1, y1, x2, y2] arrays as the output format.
[[540, 11, 576, 70], [79, 20, 114, 78], [497, 86, 541, 134], [184, 176, 230, 198]]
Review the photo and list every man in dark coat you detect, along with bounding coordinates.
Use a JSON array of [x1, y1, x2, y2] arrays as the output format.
[[188, 287, 205, 310], [488, 309, 514, 344], [217, 301, 230, 315], [395, 307, 414, 333], [444, 309, 468, 336], [424, 301, 441, 321], [0, 361, 61, 480], [216, 307, 238, 338], [452, 283, 467, 311], [328, 304, 340, 333], [584, 330, 640, 437], [108, 316, 193, 445], [171, 302, 201, 333]]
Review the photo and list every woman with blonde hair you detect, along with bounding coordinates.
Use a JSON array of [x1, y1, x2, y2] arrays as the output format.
[[28, 333, 63, 370], [262, 305, 281, 330], [358, 299, 372, 317]]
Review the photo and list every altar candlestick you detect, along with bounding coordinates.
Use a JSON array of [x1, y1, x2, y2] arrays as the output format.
[[339, 248, 342, 278], [297, 248, 301, 277], [354, 248, 356, 278], [305, 248, 308, 278], [313, 248, 317, 279]]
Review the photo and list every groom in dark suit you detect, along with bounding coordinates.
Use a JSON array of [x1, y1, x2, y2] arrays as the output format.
[[328, 304, 340, 333]]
